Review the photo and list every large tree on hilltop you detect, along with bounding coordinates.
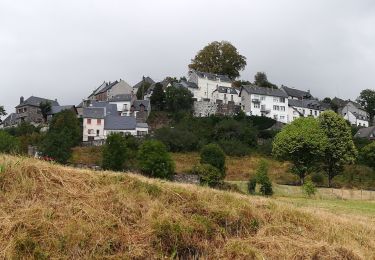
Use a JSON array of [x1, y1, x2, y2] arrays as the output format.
[[0, 106, 6, 123], [189, 41, 247, 79], [357, 89, 375, 125]]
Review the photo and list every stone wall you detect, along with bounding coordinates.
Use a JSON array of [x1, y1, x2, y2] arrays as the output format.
[[193, 101, 217, 117], [173, 174, 200, 185]]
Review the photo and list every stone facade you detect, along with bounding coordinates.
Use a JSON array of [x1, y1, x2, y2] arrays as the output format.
[[193, 101, 217, 117]]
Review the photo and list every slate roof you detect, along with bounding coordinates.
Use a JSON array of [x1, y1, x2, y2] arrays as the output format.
[[133, 77, 155, 89], [104, 115, 137, 130], [173, 81, 198, 89], [288, 99, 327, 111], [136, 122, 149, 128], [82, 102, 118, 118], [194, 70, 232, 83], [16, 96, 59, 108], [2, 113, 18, 124], [214, 86, 238, 94], [88, 82, 107, 98], [241, 85, 288, 98], [109, 94, 132, 102], [47, 105, 76, 115], [281, 86, 312, 99], [354, 126, 375, 139], [132, 100, 150, 111], [352, 111, 368, 121], [97, 81, 119, 95]]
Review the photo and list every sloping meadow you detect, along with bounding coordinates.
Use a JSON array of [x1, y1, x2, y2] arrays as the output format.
[[0, 155, 374, 259]]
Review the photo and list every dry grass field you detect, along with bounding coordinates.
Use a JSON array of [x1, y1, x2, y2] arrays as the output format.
[[0, 154, 374, 259]]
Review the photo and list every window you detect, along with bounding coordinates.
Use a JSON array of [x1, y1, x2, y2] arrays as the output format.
[[273, 105, 280, 111], [231, 95, 233, 101], [123, 104, 128, 111], [302, 109, 305, 115], [97, 119, 101, 125], [280, 98, 285, 103], [310, 110, 313, 115], [88, 129, 94, 134], [224, 94, 227, 99], [280, 116, 285, 120], [260, 96, 266, 101], [96, 130, 100, 136], [87, 119, 92, 124], [273, 97, 279, 102], [314, 111, 317, 116], [254, 103, 260, 108], [280, 106, 285, 111]]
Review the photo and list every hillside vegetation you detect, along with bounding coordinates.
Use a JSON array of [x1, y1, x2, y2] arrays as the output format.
[[0, 155, 374, 259]]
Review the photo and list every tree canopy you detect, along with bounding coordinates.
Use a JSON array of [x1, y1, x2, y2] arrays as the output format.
[[357, 89, 375, 125], [0, 106, 6, 123], [254, 72, 278, 89], [318, 111, 357, 187], [272, 117, 328, 184], [39, 101, 52, 122], [189, 41, 247, 79], [150, 83, 166, 111], [102, 133, 129, 171], [165, 86, 194, 112]]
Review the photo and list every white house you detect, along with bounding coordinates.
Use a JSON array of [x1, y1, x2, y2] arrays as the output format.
[[239, 85, 289, 124], [187, 70, 233, 101], [109, 94, 135, 116], [333, 98, 369, 127], [211, 86, 241, 105], [104, 116, 149, 137], [287, 99, 329, 123]]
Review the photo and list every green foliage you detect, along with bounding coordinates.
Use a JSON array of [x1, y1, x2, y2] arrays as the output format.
[[273, 117, 328, 185], [5, 122, 39, 137], [40, 110, 81, 164], [102, 133, 129, 171], [218, 139, 250, 157], [357, 89, 375, 125], [247, 116, 276, 130], [318, 111, 357, 187], [213, 119, 257, 147], [189, 41, 247, 79], [150, 83, 166, 111], [311, 172, 325, 185], [39, 101, 52, 122], [190, 164, 224, 187], [0, 131, 19, 153], [154, 127, 198, 152], [136, 81, 152, 100], [302, 180, 317, 197], [254, 72, 278, 89], [138, 140, 175, 179], [360, 142, 375, 169], [200, 143, 226, 174], [247, 178, 257, 194], [165, 86, 194, 112], [0, 106, 6, 123]]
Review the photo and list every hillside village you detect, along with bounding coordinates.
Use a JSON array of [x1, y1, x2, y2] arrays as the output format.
[[0, 69, 373, 141]]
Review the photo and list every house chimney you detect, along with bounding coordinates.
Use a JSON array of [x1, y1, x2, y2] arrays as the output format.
[[20, 96, 24, 104]]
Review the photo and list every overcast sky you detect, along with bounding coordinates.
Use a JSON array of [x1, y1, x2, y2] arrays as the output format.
[[1, 0, 375, 117]]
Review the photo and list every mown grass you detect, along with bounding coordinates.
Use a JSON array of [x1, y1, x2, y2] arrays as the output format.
[[0, 154, 374, 259]]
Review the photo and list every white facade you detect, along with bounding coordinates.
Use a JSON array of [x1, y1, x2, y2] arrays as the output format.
[[104, 126, 148, 138], [339, 102, 369, 127], [240, 86, 289, 124], [83, 117, 105, 142], [211, 87, 241, 105], [344, 111, 369, 127], [109, 100, 132, 116], [188, 70, 232, 101], [287, 99, 327, 123]]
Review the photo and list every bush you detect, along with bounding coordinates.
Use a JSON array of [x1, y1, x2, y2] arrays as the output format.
[[247, 178, 257, 194], [190, 164, 223, 187], [302, 180, 317, 197], [102, 133, 128, 171], [218, 139, 250, 157], [259, 178, 273, 196], [138, 140, 175, 179], [360, 142, 375, 169], [0, 131, 19, 153], [200, 143, 226, 174], [311, 172, 324, 185], [154, 127, 198, 152]]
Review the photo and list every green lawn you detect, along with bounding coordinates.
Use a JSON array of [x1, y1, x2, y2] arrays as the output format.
[[229, 181, 375, 216]]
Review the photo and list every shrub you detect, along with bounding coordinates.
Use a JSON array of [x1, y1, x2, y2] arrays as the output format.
[[247, 178, 257, 194], [360, 142, 375, 169], [311, 172, 324, 185], [138, 140, 175, 179], [154, 127, 198, 152], [259, 178, 273, 196], [102, 133, 128, 171], [190, 164, 223, 187], [200, 143, 226, 174], [0, 131, 18, 153], [302, 180, 317, 197], [218, 139, 250, 157]]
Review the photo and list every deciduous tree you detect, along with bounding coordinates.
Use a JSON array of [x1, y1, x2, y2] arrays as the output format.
[[318, 111, 357, 187], [39, 101, 52, 123], [254, 72, 278, 89], [165, 86, 194, 112], [272, 117, 328, 185], [189, 41, 247, 79], [357, 89, 375, 125], [150, 83, 166, 111], [102, 133, 129, 171]]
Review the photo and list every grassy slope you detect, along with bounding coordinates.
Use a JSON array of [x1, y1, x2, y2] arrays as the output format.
[[0, 155, 374, 259]]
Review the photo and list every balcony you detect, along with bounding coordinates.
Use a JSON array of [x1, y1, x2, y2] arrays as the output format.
[[252, 98, 260, 103], [260, 107, 271, 114]]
